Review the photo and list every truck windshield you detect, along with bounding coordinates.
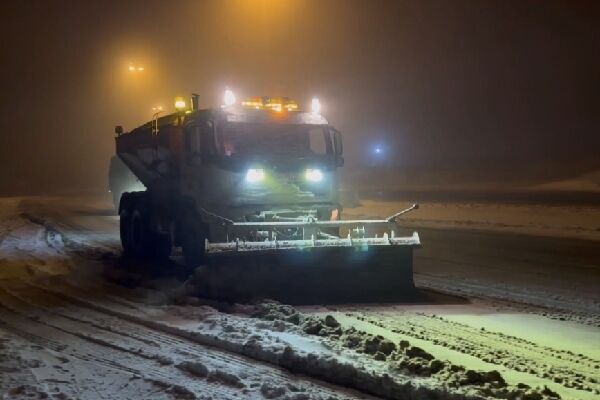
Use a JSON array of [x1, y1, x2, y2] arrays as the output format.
[[217, 123, 332, 158]]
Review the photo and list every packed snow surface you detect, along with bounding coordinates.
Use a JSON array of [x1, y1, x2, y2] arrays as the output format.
[[0, 195, 599, 399]]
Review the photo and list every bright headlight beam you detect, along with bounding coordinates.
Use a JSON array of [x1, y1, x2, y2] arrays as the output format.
[[305, 168, 323, 182], [245, 168, 265, 183]]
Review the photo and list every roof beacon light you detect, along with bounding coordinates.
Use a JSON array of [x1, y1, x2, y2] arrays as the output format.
[[224, 89, 236, 107], [174, 97, 187, 111], [311, 97, 321, 114], [242, 97, 263, 109]]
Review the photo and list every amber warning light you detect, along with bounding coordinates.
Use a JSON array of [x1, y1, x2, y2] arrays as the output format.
[[241, 96, 299, 112]]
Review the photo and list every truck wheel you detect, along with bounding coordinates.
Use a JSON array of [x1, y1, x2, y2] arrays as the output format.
[[182, 237, 206, 267], [151, 232, 172, 260], [181, 222, 207, 268], [120, 212, 133, 254], [130, 208, 151, 257]]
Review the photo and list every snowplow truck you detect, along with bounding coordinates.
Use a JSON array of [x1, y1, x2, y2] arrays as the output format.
[[114, 95, 420, 303]]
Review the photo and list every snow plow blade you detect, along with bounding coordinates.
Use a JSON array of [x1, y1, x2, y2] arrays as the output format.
[[193, 224, 421, 304]]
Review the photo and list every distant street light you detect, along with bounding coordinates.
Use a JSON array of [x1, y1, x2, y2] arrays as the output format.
[[128, 63, 145, 73], [369, 143, 387, 167]]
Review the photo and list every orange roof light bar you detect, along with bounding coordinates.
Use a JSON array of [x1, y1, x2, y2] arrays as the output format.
[[241, 96, 300, 112]]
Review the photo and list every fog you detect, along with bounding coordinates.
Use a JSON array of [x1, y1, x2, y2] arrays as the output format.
[[1, 0, 599, 194]]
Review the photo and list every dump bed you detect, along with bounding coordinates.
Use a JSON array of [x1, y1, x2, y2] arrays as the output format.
[[115, 114, 183, 190]]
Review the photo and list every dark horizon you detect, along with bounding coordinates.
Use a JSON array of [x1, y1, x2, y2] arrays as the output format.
[[1, 0, 599, 194]]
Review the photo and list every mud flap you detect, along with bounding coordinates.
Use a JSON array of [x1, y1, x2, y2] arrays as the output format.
[[190, 245, 417, 304]]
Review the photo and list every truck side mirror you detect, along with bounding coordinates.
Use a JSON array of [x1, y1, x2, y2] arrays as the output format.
[[333, 129, 343, 155], [114, 125, 123, 136]]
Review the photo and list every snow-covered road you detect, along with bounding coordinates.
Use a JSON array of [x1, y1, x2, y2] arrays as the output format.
[[1, 197, 380, 400], [1, 195, 598, 399]]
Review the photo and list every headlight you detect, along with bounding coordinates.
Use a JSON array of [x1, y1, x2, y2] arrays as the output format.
[[305, 168, 323, 182], [245, 168, 265, 183]]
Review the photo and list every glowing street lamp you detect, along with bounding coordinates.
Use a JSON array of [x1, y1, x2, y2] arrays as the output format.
[[128, 63, 145, 72], [369, 143, 388, 167]]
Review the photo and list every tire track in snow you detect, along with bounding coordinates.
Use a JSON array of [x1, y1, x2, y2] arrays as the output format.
[[0, 282, 378, 400], [338, 309, 600, 396], [0, 289, 249, 399]]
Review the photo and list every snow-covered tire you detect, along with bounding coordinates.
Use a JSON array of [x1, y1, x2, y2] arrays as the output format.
[[130, 208, 152, 257], [151, 232, 172, 260], [181, 219, 207, 268], [120, 212, 133, 254], [182, 236, 206, 268]]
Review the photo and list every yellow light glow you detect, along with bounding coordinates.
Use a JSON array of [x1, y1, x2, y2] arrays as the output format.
[[137, 66, 144, 71], [241, 96, 300, 112], [175, 97, 187, 110], [242, 97, 263, 109], [128, 65, 136, 71]]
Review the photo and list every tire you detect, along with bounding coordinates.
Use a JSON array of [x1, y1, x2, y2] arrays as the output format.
[[181, 218, 208, 268], [130, 208, 152, 257], [151, 232, 172, 260], [120, 192, 172, 262], [120, 212, 133, 254]]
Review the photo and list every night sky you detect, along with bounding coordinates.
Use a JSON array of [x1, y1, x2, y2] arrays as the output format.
[[1, 0, 599, 194]]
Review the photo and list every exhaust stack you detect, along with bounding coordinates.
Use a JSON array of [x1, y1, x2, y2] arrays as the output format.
[[191, 93, 200, 111]]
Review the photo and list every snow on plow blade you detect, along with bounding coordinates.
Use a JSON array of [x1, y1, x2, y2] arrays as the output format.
[[205, 231, 420, 253], [192, 206, 421, 304]]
